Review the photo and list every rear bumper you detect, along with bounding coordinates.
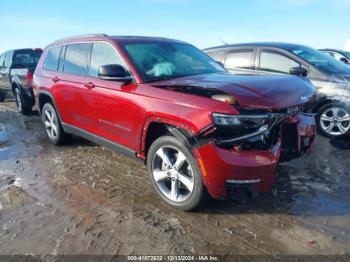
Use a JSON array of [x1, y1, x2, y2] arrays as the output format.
[[193, 113, 316, 199]]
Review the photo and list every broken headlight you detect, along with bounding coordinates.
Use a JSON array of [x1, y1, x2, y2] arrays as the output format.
[[212, 113, 277, 143]]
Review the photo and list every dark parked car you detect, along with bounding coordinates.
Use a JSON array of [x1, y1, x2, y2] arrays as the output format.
[[34, 35, 315, 210], [204, 43, 350, 138], [320, 49, 350, 65], [0, 48, 43, 114]]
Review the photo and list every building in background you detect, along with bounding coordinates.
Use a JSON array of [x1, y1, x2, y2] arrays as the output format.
[[345, 38, 350, 51]]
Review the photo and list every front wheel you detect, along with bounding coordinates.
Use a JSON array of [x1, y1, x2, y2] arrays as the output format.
[[316, 102, 350, 138], [147, 136, 204, 211]]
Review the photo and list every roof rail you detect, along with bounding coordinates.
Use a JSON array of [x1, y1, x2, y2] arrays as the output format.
[[54, 34, 108, 42]]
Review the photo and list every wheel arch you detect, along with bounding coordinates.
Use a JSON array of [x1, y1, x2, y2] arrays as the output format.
[[140, 117, 199, 160], [312, 97, 338, 113], [38, 91, 63, 121]]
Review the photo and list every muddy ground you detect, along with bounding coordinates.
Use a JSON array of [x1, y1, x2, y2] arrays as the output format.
[[0, 100, 350, 256]]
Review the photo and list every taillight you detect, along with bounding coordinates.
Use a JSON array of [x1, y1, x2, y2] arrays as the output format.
[[25, 71, 33, 81]]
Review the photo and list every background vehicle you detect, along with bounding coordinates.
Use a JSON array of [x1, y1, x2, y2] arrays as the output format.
[[320, 49, 350, 65], [0, 48, 42, 114], [34, 35, 315, 211], [204, 43, 350, 138]]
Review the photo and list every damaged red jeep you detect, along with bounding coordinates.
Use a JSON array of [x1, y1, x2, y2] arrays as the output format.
[[33, 35, 316, 210]]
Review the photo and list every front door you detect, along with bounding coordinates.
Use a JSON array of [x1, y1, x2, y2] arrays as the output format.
[[82, 42, 143, 150]]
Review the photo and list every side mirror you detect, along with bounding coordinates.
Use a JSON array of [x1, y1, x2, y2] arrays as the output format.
[[289, 67, 308, 77], [340, 57, 350, 64], [98, 64, 133, 82]]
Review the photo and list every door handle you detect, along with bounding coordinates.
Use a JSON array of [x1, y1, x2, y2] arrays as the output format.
[[52, 77, 60, 83], [84, 82, 95, 89]]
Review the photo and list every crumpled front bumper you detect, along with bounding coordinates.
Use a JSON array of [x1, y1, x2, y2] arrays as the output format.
[[193, 113, 316, 199]]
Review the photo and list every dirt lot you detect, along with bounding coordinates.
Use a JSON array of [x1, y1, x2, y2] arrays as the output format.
[[0, 101, 350, 256]]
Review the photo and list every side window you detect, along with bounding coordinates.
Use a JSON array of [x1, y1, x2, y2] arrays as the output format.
[[0, 54, 4, 69], [89, 43, 125, 77], [224, 50, 254, 69], [259, 51, 300, 74], [4, 52, 12, 69], [63, 43, 91, 76], [43, 46, 62, 72], [333, 52, 346, 61], [206, 50, 225, 63]]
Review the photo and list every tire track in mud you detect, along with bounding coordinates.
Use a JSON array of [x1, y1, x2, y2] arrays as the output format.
[[35, 143, 291, 255]]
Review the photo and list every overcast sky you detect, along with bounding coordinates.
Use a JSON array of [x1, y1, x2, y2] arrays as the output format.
[[0, 0, 349, 53]]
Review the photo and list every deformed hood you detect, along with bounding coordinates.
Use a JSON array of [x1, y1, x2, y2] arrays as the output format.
[[153, 73, 315, 109]]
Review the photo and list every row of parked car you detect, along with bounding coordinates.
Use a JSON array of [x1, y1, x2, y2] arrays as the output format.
[[0, 35, 348, 210]]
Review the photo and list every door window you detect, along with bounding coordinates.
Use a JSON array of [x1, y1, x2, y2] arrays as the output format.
[[4, 52, 12, 69], [333, 52, 347, 62], [260, 51, 300, 74], [63, 43, 91, 76], [89, 43, 125, 77], [225, 50, 254, 69]]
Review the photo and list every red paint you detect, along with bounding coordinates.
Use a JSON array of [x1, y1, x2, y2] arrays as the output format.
[[33, 35, 316, 199]]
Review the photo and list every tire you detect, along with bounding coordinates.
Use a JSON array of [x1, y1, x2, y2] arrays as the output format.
[[316, 102, 350, 138], [0, 90, 5, 102], [14, 87, 32, 115], [42, 103, 72, 145], [147, 135, 204, 211]]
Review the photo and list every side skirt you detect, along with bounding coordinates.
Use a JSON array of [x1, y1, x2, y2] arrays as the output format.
[[62, 123, 140, 160]]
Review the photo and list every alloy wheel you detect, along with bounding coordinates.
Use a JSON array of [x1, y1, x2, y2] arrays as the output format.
[[151, 146, 195, 203], [43, 107, 58, 141], [320, 107, 350, 136]]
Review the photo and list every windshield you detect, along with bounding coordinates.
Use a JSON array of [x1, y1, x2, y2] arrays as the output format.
[[122, 42, 225, 83], [287, 46, 350, 75]]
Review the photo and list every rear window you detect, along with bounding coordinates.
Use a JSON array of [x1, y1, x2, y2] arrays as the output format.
[[13, 49, 42, 67], [43, 47, 62, 72], [63, 43, 91, 76]]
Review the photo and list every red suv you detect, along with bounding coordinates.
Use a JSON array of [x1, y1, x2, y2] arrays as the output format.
[[33, 34, 316, 210]]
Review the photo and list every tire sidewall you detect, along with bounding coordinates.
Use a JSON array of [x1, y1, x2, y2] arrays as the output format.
[[42, 103, 61, 145], [147, 136, 204, 211], [316, 102, 350, 138], [14, 88, 23, 113]]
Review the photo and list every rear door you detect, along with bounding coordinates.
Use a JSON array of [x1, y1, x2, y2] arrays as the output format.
[[54, 43, 92, 130], [223, 49, 257, 75]]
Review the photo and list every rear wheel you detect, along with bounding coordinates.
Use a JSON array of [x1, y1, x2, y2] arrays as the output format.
[[14, 87, 32, 115], [317, 102, 350, 138], [42, 103, 72, 145], [0, 90, 5, 102], [147, 135, 204, 211]]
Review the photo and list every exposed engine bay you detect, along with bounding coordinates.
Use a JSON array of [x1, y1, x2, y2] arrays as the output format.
[[197, 109, 316, 162], [153, 83, 316, 162]]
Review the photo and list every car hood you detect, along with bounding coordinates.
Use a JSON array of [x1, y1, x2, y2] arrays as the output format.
[[152, 73, 315, 109]]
